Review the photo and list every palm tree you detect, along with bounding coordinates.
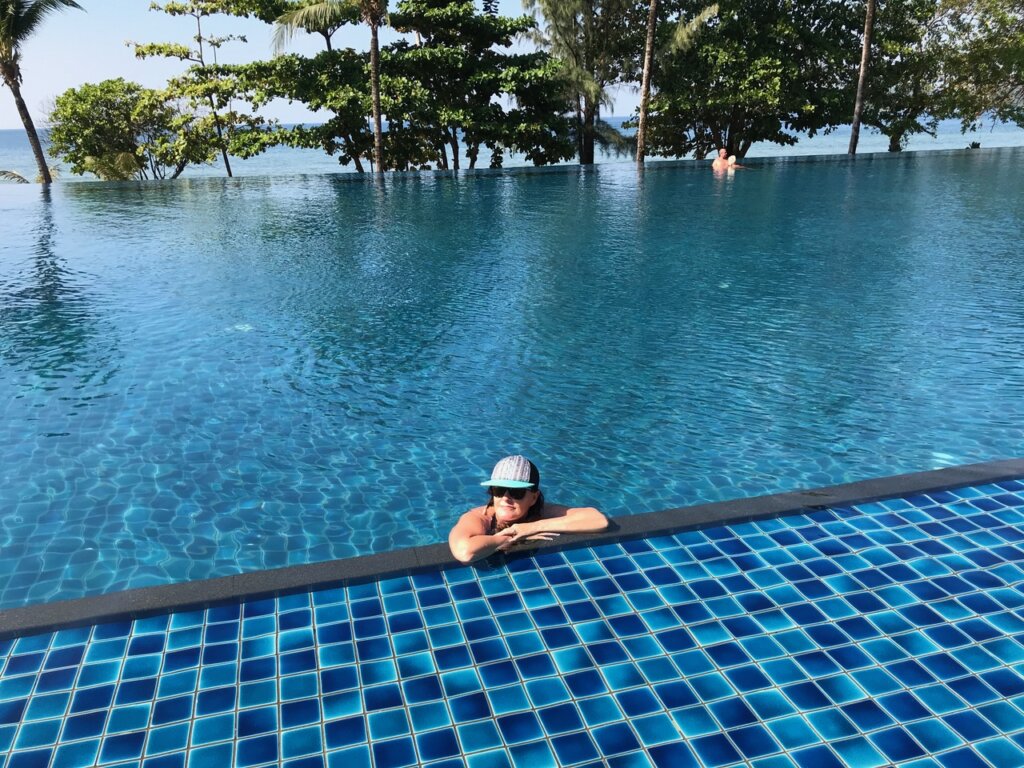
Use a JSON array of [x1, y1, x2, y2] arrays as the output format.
[[0, 165, 57, 182], [0, 0, 83, 185], [525, 0, 634, 165], [636, 2, 717, 165], [274, 0, 387, 174], [849, 0, 877, 154], [272, 0, 359, 52]]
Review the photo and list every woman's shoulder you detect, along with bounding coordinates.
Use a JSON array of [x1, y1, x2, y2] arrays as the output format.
[[461, 504, 492, 526]]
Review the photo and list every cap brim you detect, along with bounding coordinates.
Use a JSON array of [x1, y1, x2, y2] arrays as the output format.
[[480, 480, 535, 488]]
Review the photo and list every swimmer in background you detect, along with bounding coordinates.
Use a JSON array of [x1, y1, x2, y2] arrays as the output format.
[[448, 455, 608, 564], [711, 147, 747, 171]]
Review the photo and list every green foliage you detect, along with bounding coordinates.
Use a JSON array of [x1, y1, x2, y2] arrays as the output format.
[[217, 0, 292, 20], [664, 1, 717, 54], [1, 0, 84, 184], [524, 0, 642, 163], [47, 78, 218, 179], [0, 165, 57, 181], [641, 0, 862, 159], [256, 0, 386, 171], [218, 0, 574, 171], [383, 0, 574, 170], [944, 0, 1024, 127], [377, 0, 575, 170], [272, 0, 361, 51], [135, 1, 272, 176], [224, 50, 374, 169], [636, 2, 718, 163], [857, 0, 953, 151], [0, 0, 82, 65]]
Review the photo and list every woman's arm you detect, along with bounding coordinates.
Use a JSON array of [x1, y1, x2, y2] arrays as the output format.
[[502, 505, 609, 544], [448, 508, 517, 564]]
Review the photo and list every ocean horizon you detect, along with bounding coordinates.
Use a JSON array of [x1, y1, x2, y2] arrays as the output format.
[[2, 117, 1022, 181]]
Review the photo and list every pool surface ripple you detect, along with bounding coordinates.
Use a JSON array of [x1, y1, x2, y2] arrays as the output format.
[[2, 149, 1024, 608]]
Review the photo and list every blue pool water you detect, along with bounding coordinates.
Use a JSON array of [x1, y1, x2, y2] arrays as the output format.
[[3, 480, 1024, 767], [1, 149, 1024, 607]]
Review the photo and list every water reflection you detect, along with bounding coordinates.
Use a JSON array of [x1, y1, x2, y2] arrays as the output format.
[[0, 188, 117, 388]]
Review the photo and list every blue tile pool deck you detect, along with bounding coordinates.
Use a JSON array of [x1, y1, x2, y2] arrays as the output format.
[[7, 467, 1024, 766]]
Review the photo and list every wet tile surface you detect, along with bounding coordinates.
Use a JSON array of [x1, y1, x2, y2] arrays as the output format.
[[4, 480, 1024, 767]]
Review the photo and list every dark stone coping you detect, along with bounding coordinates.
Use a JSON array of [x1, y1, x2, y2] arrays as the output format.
[[2, 458, 1023, 640]]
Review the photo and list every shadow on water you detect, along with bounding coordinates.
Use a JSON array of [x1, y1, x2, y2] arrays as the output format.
[[0, 187, 116, 398]]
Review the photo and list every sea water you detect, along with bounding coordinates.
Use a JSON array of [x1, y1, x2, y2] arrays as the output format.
[[2, 118, 1023, 179]]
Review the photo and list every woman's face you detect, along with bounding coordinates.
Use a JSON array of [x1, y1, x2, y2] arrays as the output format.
[[491, 487, 539, 525]]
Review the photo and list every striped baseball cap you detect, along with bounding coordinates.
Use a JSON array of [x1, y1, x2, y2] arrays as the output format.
[[480, 455, 540, 489]]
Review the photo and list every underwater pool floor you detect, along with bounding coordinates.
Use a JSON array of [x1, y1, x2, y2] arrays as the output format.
[[5, 465, 1024, 767]]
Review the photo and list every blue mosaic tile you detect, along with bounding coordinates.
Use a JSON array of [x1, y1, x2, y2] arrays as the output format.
[[8, 480, 1024, 767]]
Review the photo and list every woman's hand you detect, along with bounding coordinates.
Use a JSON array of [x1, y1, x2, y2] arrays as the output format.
[[496, 522, 560, 551], [492, 528, 517, 552]]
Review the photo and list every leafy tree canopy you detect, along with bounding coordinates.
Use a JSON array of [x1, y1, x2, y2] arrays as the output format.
[[219, 0, 575, 171], [384, 0, 574, 169], [47, 78, 217, 179], [135, 1, 272, 176], [858, 0, 954, 151], [224, 49, 375, 169], [944, 0, 1024, 127], [525, 0, 643, 163], [641, 0, 862, 159]]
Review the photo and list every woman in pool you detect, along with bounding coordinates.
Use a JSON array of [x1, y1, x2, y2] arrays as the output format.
[[448, 455, 609, 563]]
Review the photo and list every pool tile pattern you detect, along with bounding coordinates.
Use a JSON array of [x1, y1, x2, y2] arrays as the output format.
[[5, 480, 1024, 767]]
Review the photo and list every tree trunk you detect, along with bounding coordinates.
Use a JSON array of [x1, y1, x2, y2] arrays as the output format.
[[369, 21, 384, 175], [450, 129, 460, 171], [888, 133, 903, 152], [217, 141, 233, 177], [581, 100, 597, 165], [636, 0, 659, 165], [575, 96, 585, 161], [208, 99, 233, 178], [6, 77, 52, 185], [848, 0, 876, 155]]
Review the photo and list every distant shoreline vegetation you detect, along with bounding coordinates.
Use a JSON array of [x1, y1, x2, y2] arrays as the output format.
[[2, 118, 1021, 183], [3, 0, 1023, 183]]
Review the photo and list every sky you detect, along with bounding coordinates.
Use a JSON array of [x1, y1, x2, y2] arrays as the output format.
[[0, 0, 639, 130]]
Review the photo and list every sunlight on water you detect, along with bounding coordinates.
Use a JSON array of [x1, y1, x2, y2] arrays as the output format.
[[1, 149, 1023, 607]]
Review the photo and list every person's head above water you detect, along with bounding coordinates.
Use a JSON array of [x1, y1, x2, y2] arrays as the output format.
[[448, 453, 609, 563], [481, 454, 544, 528], [482, 454, 539, 490]]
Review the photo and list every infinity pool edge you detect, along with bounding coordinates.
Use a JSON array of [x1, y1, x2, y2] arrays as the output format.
[[3, 457, 1023, 640]]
